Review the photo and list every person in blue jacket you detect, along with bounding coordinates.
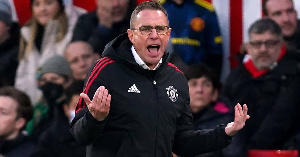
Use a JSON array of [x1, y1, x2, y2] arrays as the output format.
[[161, 0, 223, 77], [70, 1, 249, 157]]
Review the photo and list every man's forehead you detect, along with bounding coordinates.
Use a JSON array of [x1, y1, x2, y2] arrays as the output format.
[[0, 96, 17, 110], [266, 0, 294, 11], [135, 9, 168, 23], [189, 77, 212, 82], [249, 31, 278, 40]]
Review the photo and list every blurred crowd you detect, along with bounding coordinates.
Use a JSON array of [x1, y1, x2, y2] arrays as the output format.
[[0, 0, 300, 157]]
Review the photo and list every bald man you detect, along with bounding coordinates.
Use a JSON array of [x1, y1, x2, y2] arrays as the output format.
[[64, 41, 100, 80]]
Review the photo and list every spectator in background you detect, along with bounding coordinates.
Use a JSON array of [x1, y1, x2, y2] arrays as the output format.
[[182, 64, 233, 157], [161, 0, 223, 77], [221, 18, 300, 156], [15, 0, 82, 105], [0, 86, 36, 157], [71, 0, 136, 54], [64, 41, 100, 81], [263, 0, 300, 51], [26, 55, 73, 142], [36, 80, 85, 157], [0, 1, 20, 86]]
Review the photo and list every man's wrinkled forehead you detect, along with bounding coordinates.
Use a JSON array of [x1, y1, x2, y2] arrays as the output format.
[[249, 32, 280, 42], [133, 9, 169, 26]]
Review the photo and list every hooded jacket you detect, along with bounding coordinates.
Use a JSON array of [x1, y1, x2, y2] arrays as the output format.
[[70, 33, 231, 157]]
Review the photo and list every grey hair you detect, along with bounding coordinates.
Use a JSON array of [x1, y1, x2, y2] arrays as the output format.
[[130, 1, 169, 29], [248, 18, 282, 38]]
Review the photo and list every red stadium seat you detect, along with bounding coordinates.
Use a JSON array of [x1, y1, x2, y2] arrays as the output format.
[[73, 0, 96, 12], [248, 150, 299, 157]]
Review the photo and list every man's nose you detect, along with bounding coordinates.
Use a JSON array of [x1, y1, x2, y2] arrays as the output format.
[[196, 84, 204, 92], [281, 12, 290, 22], [78, 58, 86, 67], [259, 43, 268, 51], [149, 29, 159, 39]]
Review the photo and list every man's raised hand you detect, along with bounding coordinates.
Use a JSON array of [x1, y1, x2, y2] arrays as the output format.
[[225, 103, 250, 136], [80, 86, 111, 121]]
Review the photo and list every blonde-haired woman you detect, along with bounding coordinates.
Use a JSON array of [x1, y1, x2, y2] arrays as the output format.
[[15, 0, 84, 104]]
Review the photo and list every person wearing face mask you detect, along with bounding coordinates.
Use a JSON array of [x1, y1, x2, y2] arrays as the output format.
[[35, 80, 85, 157], [25, 55, 73, 143], [15, 0, 84, 105]]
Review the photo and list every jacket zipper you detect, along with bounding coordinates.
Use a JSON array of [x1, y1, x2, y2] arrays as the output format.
[[153, 79, 158, 157]]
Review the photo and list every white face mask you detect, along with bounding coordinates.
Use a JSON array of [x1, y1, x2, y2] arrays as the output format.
[[68, 110, 75, 123]]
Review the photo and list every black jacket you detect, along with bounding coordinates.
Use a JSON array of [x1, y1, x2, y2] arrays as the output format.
[[36, 103, 85, 157], [191, 100, 233, 157], [70, 33, 232, 157], [0, 22, 20, 86], [284, 20, 300, 52], [71, 0, 136, 54], [0, 134, 37, 157], [221, 50, 300, 155]]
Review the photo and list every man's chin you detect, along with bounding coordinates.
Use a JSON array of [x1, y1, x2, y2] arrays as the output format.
[[283, 30, 297, 38]]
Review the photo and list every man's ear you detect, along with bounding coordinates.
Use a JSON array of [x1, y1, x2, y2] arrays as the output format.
[[127, 29, 134, 43], [93, 53, 100, 60], [166, 28, 171, 43], [15, 117, 26, 131], [245, 42, 251, 53]]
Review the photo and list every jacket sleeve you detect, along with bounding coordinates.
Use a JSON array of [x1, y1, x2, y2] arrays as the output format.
[[172, 101, 232, 157], [70, 106, 107, 146], [69, 59, 111, 146]]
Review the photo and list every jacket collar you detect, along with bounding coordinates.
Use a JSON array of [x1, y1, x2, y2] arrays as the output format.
[[102, 33, 169, 69], [243, 46, 286, 78]]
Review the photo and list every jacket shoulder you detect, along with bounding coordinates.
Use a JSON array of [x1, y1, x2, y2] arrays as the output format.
[[193, 0, 215, 12], [77, 11, 98, 24], [86, 57, 116, 80], [167, 62, 184, 74]]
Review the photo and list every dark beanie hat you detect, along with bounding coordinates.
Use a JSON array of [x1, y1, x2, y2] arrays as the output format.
[[30, 0, 64, 11], [36, 55, 72, 80], [0, 1, 12, 26]]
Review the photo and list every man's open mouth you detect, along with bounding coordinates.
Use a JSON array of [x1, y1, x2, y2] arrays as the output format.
[[147, 45, 160, 53]]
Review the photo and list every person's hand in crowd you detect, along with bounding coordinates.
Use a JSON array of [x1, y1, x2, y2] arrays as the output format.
[[225, 103, 250, 136], [80, 86, 111, 121], [97, 0, 114, 28]]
